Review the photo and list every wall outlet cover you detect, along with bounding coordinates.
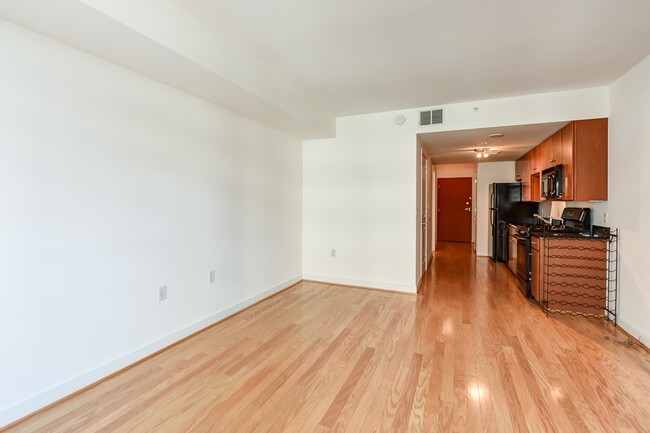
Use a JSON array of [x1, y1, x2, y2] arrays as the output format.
[[158, 285, 167, 301]]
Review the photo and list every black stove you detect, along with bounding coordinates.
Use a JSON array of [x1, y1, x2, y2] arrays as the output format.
[[517, 207, 593, 237]]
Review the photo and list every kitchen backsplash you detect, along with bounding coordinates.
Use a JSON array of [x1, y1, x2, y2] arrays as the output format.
[[538, 200, 609, 226]]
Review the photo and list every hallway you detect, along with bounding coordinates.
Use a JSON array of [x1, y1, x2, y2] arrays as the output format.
[[6, 243, 649, 433]]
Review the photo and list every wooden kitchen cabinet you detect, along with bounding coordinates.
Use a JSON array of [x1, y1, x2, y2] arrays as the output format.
[[508, 225, 517, 274], [531, 173, 541, 202], [530, 147, 542, 202], [538, 137, 552, 171], [563, 118, 608, 201], [516, 118, 607, 202], [516, 149, 538, 202], [529, 147, 541, 201], [530, 146, 540, 174], [552, 132, 563, 165], [521, 151, 532, 201], [521, 176, 531, 202], [515, 158, 524, 182], [530, 236, 541, 300], [561, 122, 575, 200], [539, 133, 563, 171]]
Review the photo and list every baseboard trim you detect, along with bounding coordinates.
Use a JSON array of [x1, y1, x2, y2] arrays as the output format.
[[616, 318, 649, 351], [301, 274, 416, 294], [0, 275, 303, 430]]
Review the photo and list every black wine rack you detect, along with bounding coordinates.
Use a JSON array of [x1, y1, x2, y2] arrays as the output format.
[[542, 229, 618, 323]]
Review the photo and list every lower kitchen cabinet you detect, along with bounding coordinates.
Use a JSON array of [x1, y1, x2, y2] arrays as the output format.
[[530, 236, 541, 300], [508, 225, 518, 274]]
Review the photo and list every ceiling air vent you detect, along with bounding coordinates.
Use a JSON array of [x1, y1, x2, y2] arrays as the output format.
[[419, 109, 443, 126]]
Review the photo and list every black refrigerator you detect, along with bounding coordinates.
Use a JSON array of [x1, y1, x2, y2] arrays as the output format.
[[489, 183, 538, 261]]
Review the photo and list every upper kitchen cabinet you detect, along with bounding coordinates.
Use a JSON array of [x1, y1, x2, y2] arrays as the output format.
[[521, 151, 532, 201], [538, 137, 552, 171], [516, 149, 534, 201], [539, 133, 563, 171], [516, 118, 608, 202], [562, 118, 608, 201], [515, 157, 524, 182], [517, 148, 540, 202], [561, 123, 575, 200], [530, 146, 541, 174]]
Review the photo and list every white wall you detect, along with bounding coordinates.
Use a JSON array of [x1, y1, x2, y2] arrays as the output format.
[[0, 20, 303, 426], [430, 165, 437, 254], [475, 162, 517, 256], [302, 116, 417, 292], [425, 157, 433, 264], [0, 0, 335, 138], [607, 54, 650, 344], [435, 163, 478, 178], [416, 146, 424, 284], [303, 88, 609, 293]]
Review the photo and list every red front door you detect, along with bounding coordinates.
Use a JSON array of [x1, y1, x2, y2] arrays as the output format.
[[437, 177, 472, 242]]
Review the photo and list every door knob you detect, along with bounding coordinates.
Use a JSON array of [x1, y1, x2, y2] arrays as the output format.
[[464, 207, 471, 212]]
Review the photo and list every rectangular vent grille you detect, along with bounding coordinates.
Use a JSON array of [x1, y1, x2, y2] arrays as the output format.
[[419, 109, 443, 126], [419, 110, 431, 126]]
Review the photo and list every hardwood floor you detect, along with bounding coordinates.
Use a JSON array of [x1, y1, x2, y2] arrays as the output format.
[[6, 242, 650, 432]]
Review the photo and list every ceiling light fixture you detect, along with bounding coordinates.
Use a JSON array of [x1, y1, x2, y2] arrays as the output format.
[[475, 148, 500, 158], [474, 133, 504, 158]]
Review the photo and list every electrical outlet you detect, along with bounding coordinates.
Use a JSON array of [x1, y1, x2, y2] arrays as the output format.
[[331, 248, 336, 257], [209, 270, 215, 283], [158, 285, 167, 302], [604, 212, 608, 224]]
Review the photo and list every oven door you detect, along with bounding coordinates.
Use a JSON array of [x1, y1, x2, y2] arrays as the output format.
[[515, 236, 529, 282]]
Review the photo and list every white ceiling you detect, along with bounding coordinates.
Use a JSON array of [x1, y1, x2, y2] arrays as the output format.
[[1, 0, 649, 139], [176, 0, 650, 116], [419, 122, 569, 165]]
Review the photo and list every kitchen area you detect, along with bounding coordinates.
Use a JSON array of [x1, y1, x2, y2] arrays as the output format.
[[489, 118, 617, 321]]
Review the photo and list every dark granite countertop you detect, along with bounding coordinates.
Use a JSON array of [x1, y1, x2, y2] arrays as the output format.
[[531, 226, 610, 239]]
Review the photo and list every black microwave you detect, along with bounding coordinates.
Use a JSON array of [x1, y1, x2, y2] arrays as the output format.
[[541, 164, 563, 198]]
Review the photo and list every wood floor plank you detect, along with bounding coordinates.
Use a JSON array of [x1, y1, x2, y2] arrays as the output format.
[[319, 346, 376, 428], [5, 242, 649, 433], [391, 353, 422, 433], [338, 305, 415, 433]]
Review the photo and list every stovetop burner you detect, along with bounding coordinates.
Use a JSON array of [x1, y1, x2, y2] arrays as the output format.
[[516, 223, 583, 235], [515, 208, 606, 238]]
